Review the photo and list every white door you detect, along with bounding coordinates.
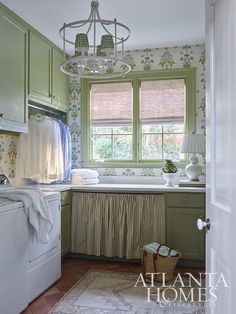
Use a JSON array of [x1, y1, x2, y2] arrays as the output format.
[[205, 0, 236, 312]]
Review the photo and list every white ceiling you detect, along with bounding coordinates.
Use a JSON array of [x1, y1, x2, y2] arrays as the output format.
[[1, 0, 205, 50]]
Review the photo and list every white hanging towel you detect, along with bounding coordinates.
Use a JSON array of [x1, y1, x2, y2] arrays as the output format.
[[0, 188, 53, 244]]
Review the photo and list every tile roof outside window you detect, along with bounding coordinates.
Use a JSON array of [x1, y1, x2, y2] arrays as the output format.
[[140, 79, 185, 124], [91, 82, 133, 126]]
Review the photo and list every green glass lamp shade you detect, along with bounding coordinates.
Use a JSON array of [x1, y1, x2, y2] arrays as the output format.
[[75, 33, 89, 52], [101, 35, 114, 53]]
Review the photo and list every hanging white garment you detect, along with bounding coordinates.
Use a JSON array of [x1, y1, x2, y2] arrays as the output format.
[[40, 117, 64, 183], [17, 117, 42, 179], [16, 115, 64, 183]]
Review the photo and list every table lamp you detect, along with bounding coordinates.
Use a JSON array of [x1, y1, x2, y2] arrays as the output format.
[[180, 133, 206, 181]]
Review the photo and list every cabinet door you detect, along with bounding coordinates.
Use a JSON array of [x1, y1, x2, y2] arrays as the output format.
[[61, 204, 71, 256], [51, 48, 68, 112], [29, 31, 51, 103], [0, 8, 27, 132], [166, 207, 205, 261]]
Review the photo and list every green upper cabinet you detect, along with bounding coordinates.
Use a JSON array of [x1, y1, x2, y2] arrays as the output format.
[[0, 7, 28, 132], [28, 32, 69, 112], [51, 48, 69, 112], [29, 31, 51, 103]]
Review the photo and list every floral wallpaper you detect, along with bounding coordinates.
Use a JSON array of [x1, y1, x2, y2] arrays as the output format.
[[0, 44, 205, 179], [68, 44, 206, 177], [0, 134, 18, 178]]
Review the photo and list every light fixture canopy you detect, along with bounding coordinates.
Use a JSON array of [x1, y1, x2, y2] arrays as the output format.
[[59, 0, 131, 79], [180, 133, 206, 181]]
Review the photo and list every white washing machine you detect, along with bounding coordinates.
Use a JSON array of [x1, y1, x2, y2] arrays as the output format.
[[28, 191, 61, 303], [0, 199, 28, 314]]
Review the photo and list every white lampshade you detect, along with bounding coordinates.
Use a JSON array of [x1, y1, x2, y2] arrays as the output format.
[[180, 133, 205, 154]]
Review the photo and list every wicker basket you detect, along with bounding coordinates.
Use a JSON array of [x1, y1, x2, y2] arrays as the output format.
[[139, 244, 181, 282]]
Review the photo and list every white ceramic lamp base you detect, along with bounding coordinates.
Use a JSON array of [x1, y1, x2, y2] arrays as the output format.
[[185, 153, 202, 181]]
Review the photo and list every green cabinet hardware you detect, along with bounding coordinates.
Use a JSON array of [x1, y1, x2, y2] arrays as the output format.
[[165, 192, 205, 264], [61, 191, 71, 257], [0, 7, 28, 132]]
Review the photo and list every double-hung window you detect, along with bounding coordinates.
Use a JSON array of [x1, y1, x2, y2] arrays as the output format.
[[80, 68, 195, 167]]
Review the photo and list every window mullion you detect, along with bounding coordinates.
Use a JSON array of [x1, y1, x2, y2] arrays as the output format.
[[132, 79, 140, 162], [111, 129, 114, 160], [162, 126, 164, 160]]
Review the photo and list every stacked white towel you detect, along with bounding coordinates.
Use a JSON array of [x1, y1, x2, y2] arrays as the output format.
[[0, 188, 53, 244], [71, 169, 99, 185]]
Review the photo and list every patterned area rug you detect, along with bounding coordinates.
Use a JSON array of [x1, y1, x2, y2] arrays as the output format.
[[50, 270, 205, 314]]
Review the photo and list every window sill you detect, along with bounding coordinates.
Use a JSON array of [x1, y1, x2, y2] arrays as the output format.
[[80, 161, 188, 169]]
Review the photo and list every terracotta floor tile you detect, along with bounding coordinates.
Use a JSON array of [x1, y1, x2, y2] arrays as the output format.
[[66, 272, 85, 284], [28, 296, 52, 314], [44, 292, 65, 307], [43, 286, 60, 296], [55, 278, 76, 292], [70, 264, 92, 274], [21, 308, 32, 314]]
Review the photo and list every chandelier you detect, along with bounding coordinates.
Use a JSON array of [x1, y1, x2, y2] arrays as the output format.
[[59, 0, 131, 79]]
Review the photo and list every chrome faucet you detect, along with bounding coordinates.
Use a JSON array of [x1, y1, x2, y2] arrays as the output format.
[[0, 174, 11, 186]]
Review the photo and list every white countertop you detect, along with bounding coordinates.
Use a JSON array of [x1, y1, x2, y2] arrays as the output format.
[[71, 184, 205, 193], [36, 183, 205, 193], [0, 184, 204, 209], [0, 183, 205, 193]]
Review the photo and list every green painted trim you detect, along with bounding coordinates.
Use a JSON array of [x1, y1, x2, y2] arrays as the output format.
[[132, 79, 140, 162], [80, 68, 196, 166], [83, 68, 196, 83], [50, 46, 53, 101], [80, 78, 90, 163], [28, 95, 68, 112], [24, 22, 29, 125], [81, 160, 188, 169]]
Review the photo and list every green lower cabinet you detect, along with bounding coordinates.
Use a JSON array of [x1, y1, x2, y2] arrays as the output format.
[[165, 192, 205, 266], [61, 204, 71, 257]]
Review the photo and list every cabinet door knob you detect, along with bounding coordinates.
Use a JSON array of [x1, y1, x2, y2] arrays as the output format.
[[0, 113, 4, 118], [197, 218, 210, 231], [183, 198, 188, 202]]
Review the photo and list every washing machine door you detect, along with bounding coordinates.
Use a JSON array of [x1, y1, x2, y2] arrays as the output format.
[[29, 196, 60, 261]]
